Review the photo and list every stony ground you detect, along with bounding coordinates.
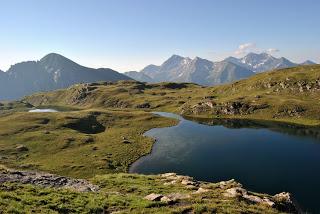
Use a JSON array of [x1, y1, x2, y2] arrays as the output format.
[[0, 166, 298, 214]]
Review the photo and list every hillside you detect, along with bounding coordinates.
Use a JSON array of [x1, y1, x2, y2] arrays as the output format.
[[0, 53, 131, 100], [0, 64, 318, 213], [24, 64, 320, 126], [0, 166, 297, 214]]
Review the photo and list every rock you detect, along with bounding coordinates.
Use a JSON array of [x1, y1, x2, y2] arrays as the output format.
[[223, 187, 247, 197], [163, 180, 177, 186], [273, 192, 299, 212], [0, 168, 99, 192], [218, 179, 237, 188], [160, 196, 173, 203], [194, 187, 210, 194], [144, 193, 163, 201], [181, 179, 195, 186], [161, 173, 177, 178], [185, 185, 197, 190], [135, 102, 151, 109], [261, 197, 275, 207], [16, 145, 29, 152], [83, 136, 94, 144], [164, 193, 190, 202], [243, 194, 264, 203], [19, 164, 34, 169]]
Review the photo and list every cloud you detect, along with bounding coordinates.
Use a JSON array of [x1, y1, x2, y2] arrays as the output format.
[[234, 43, 256, 55], [266, 48, 280, 54]]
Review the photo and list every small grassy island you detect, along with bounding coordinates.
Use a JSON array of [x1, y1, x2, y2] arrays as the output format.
[[1, 65, 319, 213]]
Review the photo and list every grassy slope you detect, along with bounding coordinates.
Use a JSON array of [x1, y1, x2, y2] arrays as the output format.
[[1, 65, 319, 178], [0, 171, 284, 214], [0, 109, 176, 178], [0, 65, 318, 213], [23, 65, 320, 126]]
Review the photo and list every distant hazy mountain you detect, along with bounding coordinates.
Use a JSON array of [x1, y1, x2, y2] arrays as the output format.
[[0, 53, 131, 100], [301, 60, 317, 65], [124, 71, 154, 82]]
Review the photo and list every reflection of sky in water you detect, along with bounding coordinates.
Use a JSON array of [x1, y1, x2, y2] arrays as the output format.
[[131, 112, 320, 213], [29, 109, 58, 113]]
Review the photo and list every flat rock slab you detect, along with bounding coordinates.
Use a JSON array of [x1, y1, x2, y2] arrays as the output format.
[[144, 193, 163, 201], [0, 168, 99, 192]]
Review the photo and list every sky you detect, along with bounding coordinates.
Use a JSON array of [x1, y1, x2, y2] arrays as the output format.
[[0, 0, 319, 72]]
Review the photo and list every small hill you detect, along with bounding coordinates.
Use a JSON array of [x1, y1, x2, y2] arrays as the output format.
[[0, 53, 131, 100], [301, 60, 317, 65]]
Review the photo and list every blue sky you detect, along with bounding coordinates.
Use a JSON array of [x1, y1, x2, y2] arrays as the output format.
[[0, 0, 319, 72]]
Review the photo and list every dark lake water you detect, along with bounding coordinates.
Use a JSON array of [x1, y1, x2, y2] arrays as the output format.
[[130, 112, 320, 213]]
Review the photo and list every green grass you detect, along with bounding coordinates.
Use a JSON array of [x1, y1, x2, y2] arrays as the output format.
[[0, 109, 177, 178], [1, 65, 320, 179], [23, 65, 320, 126], [0, 66, 314, 213], [0, 172, 284, 214]]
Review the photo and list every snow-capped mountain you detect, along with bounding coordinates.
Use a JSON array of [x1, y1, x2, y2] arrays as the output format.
[[130, 52, 315, 85], [225, 52, 297, 73], [136, 55, 254, 85]]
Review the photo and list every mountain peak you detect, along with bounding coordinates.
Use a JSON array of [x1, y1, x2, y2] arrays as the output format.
[[170, 54, 184, 58], [39, 53, 80, 69], [40, 53, 68, 61], [161, 54, 186, 70], [245, 52, 272, 58]]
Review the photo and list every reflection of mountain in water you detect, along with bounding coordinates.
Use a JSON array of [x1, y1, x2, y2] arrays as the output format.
[[184, 116, 320, 140]]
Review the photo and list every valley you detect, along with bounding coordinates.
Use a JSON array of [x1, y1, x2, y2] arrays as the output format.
[[0, 64, 319, 213]]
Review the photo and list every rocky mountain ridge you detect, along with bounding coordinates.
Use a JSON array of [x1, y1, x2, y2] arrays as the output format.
[[125, 53, 317, 85], [0, 53, 131, 100]]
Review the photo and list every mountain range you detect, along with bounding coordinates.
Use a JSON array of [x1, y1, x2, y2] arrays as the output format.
[[125, 53, 316, 85], [0, 53, 131, 100], [0, 52, 317, 100]]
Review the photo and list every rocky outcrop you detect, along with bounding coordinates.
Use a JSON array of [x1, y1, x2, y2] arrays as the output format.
[[68, 84, 98, 104], [15, 145, 29, 152], [0, 168, 99, 192], [135, 102, 151, 109], [273, 105, 305, 118], [221, 183, 299, 213], [0, 167, 299, 213], [181, 100, 269, 116], [261, 78, 320, 93], [144, 173, 299, 213]]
